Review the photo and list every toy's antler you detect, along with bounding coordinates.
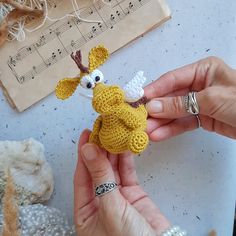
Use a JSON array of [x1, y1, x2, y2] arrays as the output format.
[[71, 50, 89, 74]]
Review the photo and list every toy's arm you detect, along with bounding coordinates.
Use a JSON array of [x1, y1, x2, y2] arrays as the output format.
[[89, 116, 102, 146], [118, 108, 142, 129]]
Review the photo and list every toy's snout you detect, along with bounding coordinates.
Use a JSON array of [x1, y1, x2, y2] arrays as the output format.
[[92, 83, 125, 114], [93, 82, 107, 95]]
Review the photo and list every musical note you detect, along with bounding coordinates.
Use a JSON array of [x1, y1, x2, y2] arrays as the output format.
[[89, 8, 94, 15], [15, 53, 21, 61], [116, 10, 121, 17], [9, 0, 152, 84], [55, 30, 61, 37], [67, 37, 86, 51], [8, 56, 16, 67], [26, 46, 32, 52], [57, 49, 62, 55], [110, 14, 115, 21], [87, 33, 94, 40], [97, 22, 107, 33], [92, 26, 97, 33], [49, 0, 62, 8], [35, 35, 46, 47], [138, 0, 149, 5], [22, 70, 35, 81], [125, 8, 130, 14], [67, 20, 73, 28], [32, 66, 37, 75], [98, 22, 102, 28], [70, 40, 76, 48], [18, 76, 25, 84], [52, 52, 56, 59], [74, 18, 81, 25]]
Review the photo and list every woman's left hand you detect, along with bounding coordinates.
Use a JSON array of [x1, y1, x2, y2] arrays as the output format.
[[74, 129, 170, 236]]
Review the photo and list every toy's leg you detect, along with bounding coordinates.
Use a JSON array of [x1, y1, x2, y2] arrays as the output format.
[[89, 116, 102, 147], [128, 131, 149, 154]]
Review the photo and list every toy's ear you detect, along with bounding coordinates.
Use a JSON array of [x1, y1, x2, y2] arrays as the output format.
[[88, 45, 109, 72], [55, 78, 80, 100]]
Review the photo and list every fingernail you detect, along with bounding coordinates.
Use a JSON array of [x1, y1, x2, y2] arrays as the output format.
[[147, 100, 163, 113], [82, 144, 98, 161]]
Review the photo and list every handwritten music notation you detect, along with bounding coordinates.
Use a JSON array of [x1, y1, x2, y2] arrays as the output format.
[[7, 0, 151, 84]]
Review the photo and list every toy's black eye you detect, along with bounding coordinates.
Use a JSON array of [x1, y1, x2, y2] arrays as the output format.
[[87, 82, 92, 89], [91, 69, 104, 83], [95, 76, 100, 82], [81, 75, 94, 89]]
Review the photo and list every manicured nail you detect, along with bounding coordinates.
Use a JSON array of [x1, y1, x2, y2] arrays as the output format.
[[147, 100, 163, 113], [82, 144, 98, 161]]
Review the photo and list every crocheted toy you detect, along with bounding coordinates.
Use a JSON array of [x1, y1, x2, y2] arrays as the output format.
[[55, 45, 149, 154]]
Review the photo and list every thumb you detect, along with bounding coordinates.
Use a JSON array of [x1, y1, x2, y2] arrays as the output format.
[[146, 96, 190, 119], [81, 143, 116, 187]]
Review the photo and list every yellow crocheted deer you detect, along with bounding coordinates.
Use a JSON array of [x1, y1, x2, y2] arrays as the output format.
[[55, 45, 149, 154]]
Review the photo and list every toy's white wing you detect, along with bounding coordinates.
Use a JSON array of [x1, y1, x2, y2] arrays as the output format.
[[123, 71, 146, 102]]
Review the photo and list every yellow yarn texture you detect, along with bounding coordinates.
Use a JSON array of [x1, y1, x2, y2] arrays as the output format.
[[89, 83, 148, 154], [88, 46, 109, 72], [55, 78, 80, 100], [55, 45, 149, 154]]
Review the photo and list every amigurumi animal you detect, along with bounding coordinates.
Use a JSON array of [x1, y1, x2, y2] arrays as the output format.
[[55, 45, 149, 154]]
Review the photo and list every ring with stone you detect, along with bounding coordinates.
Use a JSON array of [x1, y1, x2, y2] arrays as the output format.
[[183, 92, 200, 115], [95, 181, 118, 197]]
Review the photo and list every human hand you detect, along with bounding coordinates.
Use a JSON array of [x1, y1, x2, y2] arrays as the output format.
[[74, 129, 170, 236], [145, 57, 236, 141]]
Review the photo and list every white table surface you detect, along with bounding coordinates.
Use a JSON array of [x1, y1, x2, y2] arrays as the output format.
[[1, 0, 236, 235]]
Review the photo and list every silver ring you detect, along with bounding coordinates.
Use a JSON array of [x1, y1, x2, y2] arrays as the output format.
[[183, 92, 199, 115], [196, 115, 201, 128], [95, 181, 118, 197]]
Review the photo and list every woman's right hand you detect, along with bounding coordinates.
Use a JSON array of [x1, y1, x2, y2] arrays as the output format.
[[145, 57, 236, 141]]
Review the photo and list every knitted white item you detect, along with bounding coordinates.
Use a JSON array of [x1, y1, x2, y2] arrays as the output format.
[[123, 71, 146, 102]]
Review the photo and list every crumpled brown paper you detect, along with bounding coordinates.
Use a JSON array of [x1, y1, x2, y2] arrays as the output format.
[[0, 0, 44, 47]]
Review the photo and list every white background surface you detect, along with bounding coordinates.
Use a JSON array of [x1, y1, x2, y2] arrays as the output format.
[[1, 0, 236, 235]]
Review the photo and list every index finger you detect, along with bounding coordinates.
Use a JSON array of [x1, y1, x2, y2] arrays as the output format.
[[144, 59, 207, 99], [119, 152, 138, 186]]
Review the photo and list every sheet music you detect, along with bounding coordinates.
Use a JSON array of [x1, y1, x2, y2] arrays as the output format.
[[0, 0, 170, 112]]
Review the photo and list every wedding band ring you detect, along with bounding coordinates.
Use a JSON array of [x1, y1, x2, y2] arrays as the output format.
[[95, 181, 118, 197], [183, 92, 199, 115]]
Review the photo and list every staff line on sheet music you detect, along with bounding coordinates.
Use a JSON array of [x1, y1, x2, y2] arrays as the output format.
[[7, 0, 150, 84], [8, 1, 113, 63]]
